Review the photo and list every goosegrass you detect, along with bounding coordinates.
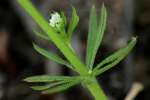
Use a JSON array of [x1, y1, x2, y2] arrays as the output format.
[[18, 0, 137, 99]]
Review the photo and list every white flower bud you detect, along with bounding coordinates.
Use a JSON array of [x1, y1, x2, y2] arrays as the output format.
[[49, 12, 64, 32]]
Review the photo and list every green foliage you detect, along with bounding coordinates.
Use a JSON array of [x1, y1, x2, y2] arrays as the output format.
[[93, 37, 136, 76], [42, 79, 81, 94], [18, 0, 136, 99], [60, 11, 67, 28], [24, 75, 79, 82], [86, 5, 107, 71], [33, 44, 74, 70], [33, 30, 49, 40], [24, 75, 81, 94], [67, 6, 79, 42], [86, 6, 97, 69]]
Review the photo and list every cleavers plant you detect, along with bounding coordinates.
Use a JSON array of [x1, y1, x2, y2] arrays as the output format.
[[18, 0, 137, 100]]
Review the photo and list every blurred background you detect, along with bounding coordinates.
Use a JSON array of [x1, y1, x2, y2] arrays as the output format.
[[0, 0, 150, 100]]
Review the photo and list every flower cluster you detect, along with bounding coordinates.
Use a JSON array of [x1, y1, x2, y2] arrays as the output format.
[[49, 12, 64, 32]]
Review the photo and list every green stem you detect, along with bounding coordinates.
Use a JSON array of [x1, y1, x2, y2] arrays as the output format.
[[85, 77, 107, 100]]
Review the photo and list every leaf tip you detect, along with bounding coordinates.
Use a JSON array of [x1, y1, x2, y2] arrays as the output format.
[[132, 37, 137, 42], [130, 37, 137, 46], [23, 77, 30, 82], [102, 3, 106, 9], [101, 3, 107, 14], [92, 5, 96, 9]]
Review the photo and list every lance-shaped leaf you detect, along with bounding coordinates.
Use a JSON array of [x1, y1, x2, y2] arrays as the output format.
[[86, 5, 98, 69], [24, 75, 82, 93], [24, 75, 80, 83], [93, 37, 137, 76], [60, 11, 67, 27], [33, 44, 74, 70], [42, 79, 81, 94], [30, 81, 66, 91], [33, 30, 49, 40], [67, 6, 79, 42], [86, 5, 107, 70]]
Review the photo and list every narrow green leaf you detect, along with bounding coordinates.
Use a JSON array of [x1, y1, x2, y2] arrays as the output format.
[[24, 75, 78, 82], [42, 79, 81, 94], [30, 81, 66, 91], [60, 11, 67, 27], [33, 30, 49, 40], [67, 6, 79, 42], [33, 43, 74, 70], [96, 4, 107, 53], [86, 5, 98, 69], [31, 84, 53, 91], [30, 77, 82, 91], [86, 5, 107, 70], [93, 49, 123, 72], [93, 37, 137, 76]]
